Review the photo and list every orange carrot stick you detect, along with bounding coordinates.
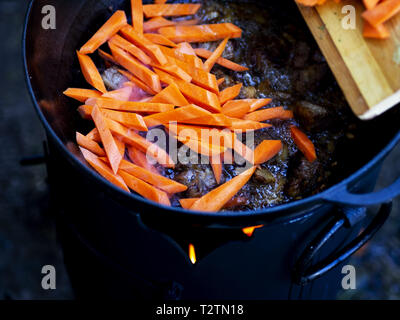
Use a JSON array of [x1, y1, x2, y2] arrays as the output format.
[[242, 98, 272, 112], [204, 38, 229, 72], [79, 10, 127, 54], [154, 68, 221, 112], [158, 45, 203, 69], [63, 88, 102, 103], [77, 52, 107, 93], [143, 16, 175, 32], [79, 147, 130, 192], [190, 166, 257, 212], [222, 100, 251, 118], [109, 34, 152, 65], [363, 21, 390, 39], [155, 0, 168, 4], [119, 171, 171, 205], [362, 0, 400, 27], [253, 140, 282, 165], [143, 4, 201, 18], [150, 83, 189, 106], [115, 138, 126, 157], [118, 159, 187, 194], [194, 48, 249, 71], [98, 108, 148, 131], [86, 128, 101, 142], [149, 61, 192, 82], [159, 23, 242, 43], [131, 0, 144, 34], [175, 19, 200, 26], [76, 132, 106, 157], [210, 155, 223, 184], [219, 83, 242, 105], [118, 69, 158, 95], [91, 105, 123, 174], [144, 33, 177, 47], [120, 25, 168, 65], [89, 97, 174, 113], [290, 126, 317, 162], [228, 117, 271, 131], [244, 107, 294, 122], [109, 43, 161, 93], [175, 42, 204, 68], [179, 198, 198, 209], [175, 136, 227, 156], [180, 113, 233, 127], [127, 146, 159, 174]]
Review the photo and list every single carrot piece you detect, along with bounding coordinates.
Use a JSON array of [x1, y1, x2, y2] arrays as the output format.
[[109, 34, 152, 65], [180, 113, 233, 127], [98, 49, 119, 66], [362, 0, 400, 27], [158, 45, 203, 69], [79, 10, 127, 54], [94, 107, 148, 131], [131, 0, 144, 34], [175, 43, 204, 68], [175, 135, 227, 157], [233, 138, 254, 164], [127, 146, 159, 174], [106, 118, 175, 168], [142, 4, 201, 18], [144, 104, 211, 127], [190, 166, 257, 212], [150, 83, 189, 106], [154, 68, 221, 112], [194, 48, 249, 71], [117, 159, 187, 194], [363, 21, 390, 39], [86, 128, 101, 142], [91, 105, 123, 174], [210, 155, 223, 184], [88, 97, 174, 113], [217, 78, 225, 86], [102, 86, 133, 101], [109, 43, 161, 93], [253, 140, 282, 165], [291, 126, 317, 162], [149, 61, 192, 82], [118, 69, 158, 95], [63, 88, 102, 103], [155, 0, 168, 4], [363, 0, 380, 10], [159, 23, 242, 43], [222, 100, 251, 118], [77, 52, 107, 93], [244, 107, 294, 122], [79, 147, 130, 192], [242, 98, 272, 112], [143, 16, 175, 32], [144, 33, 177, 47], [204, 38, 229, 72], [179, 198, 198, 209], [76, 132, 106, 156], [228, 117, 271, 131], [219, 83, 242, 105], [120, 25, 168, 65], [175, 19, 199, 26], [115, 138, 126, 157], [119, 171, 171, 205]]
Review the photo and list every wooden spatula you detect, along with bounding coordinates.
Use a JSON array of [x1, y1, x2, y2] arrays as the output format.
[[297, 0, 400, 120]]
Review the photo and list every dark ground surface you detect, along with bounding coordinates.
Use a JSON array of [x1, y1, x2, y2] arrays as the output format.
[[0, 0, 399, 300]]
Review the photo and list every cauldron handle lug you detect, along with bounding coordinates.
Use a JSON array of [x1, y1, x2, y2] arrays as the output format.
[[292, 202, 391, 286]]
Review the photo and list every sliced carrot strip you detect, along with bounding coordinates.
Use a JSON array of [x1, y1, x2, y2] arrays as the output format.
[[144, 104, 211, 127], [109, 34, 152, 65], [120, 25, 168, 65], [144, 33, 177, 47], [175, 19, 200, 26], [91, 105, 123, 174], [228, 117, 271, 131], [363, 21, 390, 39], [91, 97, 174, 113], [150, 83, 189, 106], [155, 0, 168, 5], [86, 128, 101, 142], [64, 88, 102, 103], [119, 171, 171, 205], [210, 155, 223, 184], [79, 147, 129, 192], [362, 0, 400, 27], [204, 38, 229, 72], [118, 159, 187, 194], [76, 132, 105, 156], [115, 138, 126, 157], [219, 83, 242, 105], [143, 16, 175, 32], [102, 86, 133, 101], [131, 0, 144, 34], [190, 166, 257, 212], [291, 126, 317, 162], [181, 113, 233, 127], [127, 146, 159, 174], [154, 68, 221, 112], [244, 107, 294, 122], [159, 23, 242, 43], [242, 98, 272, 112], [253, 140, 282, 165], [179, 198, 198, 209], [106, 118, 175, 168], [158, 45, 203, 69], [101, 108, 148, 131], [149, 61, 192, 82], [222, 100, 251, 118], [98, 49, 119, 66], [118, 69, 158, 95], [143, 4, 201, 18], [176, 135, 227, 157], [195, 48, 248, 71], [77, 52, 107, 93], [176, 43, 204, 68], [80, 10, 127, 54]]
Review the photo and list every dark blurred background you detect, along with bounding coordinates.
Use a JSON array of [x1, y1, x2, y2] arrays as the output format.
[[0, 0, 399, 300]]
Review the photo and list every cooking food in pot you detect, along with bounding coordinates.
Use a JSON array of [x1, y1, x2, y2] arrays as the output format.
[[64, 0, 371, 212]]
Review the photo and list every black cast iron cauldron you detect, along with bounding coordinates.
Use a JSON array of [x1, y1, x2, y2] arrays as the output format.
[[23, 0, 400, 300]]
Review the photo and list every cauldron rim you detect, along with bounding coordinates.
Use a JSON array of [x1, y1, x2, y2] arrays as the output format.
[[22, 0, 400, 224]]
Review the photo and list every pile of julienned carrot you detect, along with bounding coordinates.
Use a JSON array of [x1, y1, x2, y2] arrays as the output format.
[[64, 0, 317, 212], [297, 0, 400, 39]]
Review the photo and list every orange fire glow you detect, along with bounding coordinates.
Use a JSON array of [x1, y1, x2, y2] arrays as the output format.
[[189, 243, 197, 264], [242, 225, 264, 237]]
